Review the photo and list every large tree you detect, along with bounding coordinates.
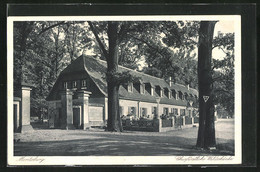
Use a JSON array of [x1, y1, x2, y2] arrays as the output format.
[[88, 21, 127, 131], [87, 21, 162, 131], [196, 21, 218, 149]]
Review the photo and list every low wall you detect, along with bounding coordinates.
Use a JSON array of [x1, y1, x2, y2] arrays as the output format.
[[122, 116, 199, 132], [89, 104, 104, 126], [123, 119, 155, 132]]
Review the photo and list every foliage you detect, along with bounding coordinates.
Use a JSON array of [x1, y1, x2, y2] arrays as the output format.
[[13, 20, 234, 122], [13, 21, 93, 119], [212, 33, 235, 117], [133, 21, 199, 89]]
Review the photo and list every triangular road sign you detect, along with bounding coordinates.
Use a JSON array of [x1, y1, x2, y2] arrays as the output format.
[[203, 96, 209, 102]]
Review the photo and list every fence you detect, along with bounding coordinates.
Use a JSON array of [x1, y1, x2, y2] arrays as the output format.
[[194, 116, 199, 123], [185, 116, 192, 125], [122, 116, 199, 132], [123, 118, 155, 132], [162, 119, 173, 128]]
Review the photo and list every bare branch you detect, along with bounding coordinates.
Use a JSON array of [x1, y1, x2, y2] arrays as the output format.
[[87, 21, 108, 59], [39, 21, 66, 35], [128, 33, 158, 52], [211, 65, 217, 71]]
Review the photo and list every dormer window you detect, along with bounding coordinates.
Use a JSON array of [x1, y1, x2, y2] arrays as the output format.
[[172, 89, 176, 99], [184, 93, 188, 100], [155, 86, 163, 97], [145, 83, 154, 96], [164, 89, 168, 97], [164, 88, 171, 99], [128, 83, 133, 92], [72, 81, 77, 88], [81, 79, 87, 88], [176, 92, 179, 100], [179, 91, 183, 100], [63, 81, 68, 89]]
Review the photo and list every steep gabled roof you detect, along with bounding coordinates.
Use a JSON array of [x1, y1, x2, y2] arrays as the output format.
[[46, 56, 87, 101], [47, 55, 198, 107], [83, 55, 198, 106]]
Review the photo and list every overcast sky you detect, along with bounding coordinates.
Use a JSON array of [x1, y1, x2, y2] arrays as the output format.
[[213, 20, 235, 60]]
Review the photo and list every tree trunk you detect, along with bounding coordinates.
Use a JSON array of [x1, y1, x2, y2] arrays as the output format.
[[106, 22, 123, 132], [196, 21, 217, 149]]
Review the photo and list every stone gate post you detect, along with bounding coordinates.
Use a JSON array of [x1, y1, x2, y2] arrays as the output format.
[[60, 90, 74, 129], [78, 90, 91, 130], [20, 84, 33, 133]]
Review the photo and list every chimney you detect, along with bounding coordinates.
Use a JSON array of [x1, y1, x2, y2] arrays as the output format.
[[187, 84, 190, 90]]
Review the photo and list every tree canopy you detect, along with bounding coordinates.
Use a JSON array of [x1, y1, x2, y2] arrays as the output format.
[[13, 20, 234, 122]]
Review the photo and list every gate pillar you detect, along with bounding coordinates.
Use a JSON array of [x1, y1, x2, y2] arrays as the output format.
[[20, 84, 34, 133], [78, 90, 91, 130], [60, 89, 74, 129]]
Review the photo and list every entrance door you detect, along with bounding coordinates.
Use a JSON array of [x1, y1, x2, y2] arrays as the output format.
[[73, 108, 81, 129]]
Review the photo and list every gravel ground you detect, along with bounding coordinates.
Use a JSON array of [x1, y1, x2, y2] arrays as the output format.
[[14, 119, 234, 156]]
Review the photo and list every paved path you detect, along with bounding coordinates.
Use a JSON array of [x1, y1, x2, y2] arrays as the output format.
[[14, 119, 234, 156]]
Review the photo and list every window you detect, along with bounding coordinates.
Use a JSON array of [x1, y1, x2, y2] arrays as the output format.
[[171, 108, 178, 115], [172, 90, 176, 99], [155, 86, 160, 96], [179, 91, 184, 100], [140, 107, 147, 117], [81, 79, 87, 88], [184, 93, 188, 100], [72, 81, 77, 88], [164, 89, 168, 97], [180, 109, 186, 116], [163, 107, 169, 115], [63, 81, 68, 89], [128, 83, 133, 92], [128, 106, 136, 116]]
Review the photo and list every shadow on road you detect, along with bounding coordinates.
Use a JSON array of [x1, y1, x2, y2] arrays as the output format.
[[14, 130, 234, 156]]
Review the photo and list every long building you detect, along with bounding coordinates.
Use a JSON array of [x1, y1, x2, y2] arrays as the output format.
[[46, 55, 198, 129]]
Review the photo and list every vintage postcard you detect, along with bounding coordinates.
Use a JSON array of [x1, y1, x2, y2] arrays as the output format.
[[7, 15, 241, 166]]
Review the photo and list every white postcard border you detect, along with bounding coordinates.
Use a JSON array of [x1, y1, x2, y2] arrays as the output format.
[[7, 15, 241, 166]]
